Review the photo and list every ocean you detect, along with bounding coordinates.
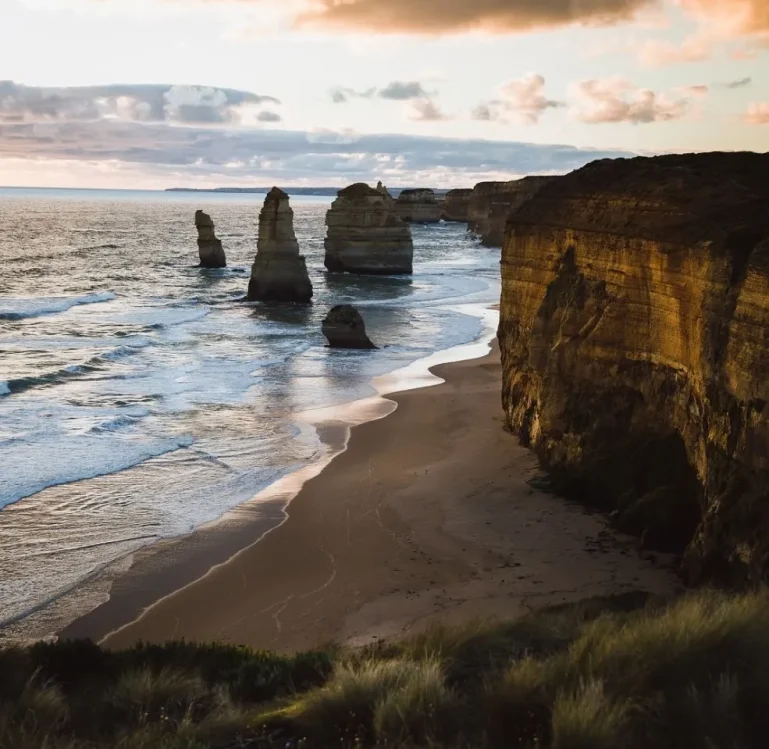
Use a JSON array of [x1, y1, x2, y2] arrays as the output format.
[[0, 187, 500, 640]]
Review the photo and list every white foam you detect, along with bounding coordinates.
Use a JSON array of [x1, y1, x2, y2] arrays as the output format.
[[0, 291, 116, 320]]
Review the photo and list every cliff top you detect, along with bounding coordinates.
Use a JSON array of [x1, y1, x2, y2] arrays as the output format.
[[510, 152, 769, 251], [265, 186, 289, 201], [337, 182, 380, 199]]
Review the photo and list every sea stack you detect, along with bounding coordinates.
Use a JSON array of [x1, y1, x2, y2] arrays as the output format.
[[324, 183, 413, 275], [394, 188, 441, 223], [468, 177, 555, 247], [441, 188, 473, 223], [376, 181, 394, 201], [322, 305, 377, 349], [498, 151, 769, 583], [195, 210, 227, 268], [248, 188, 313, 303]]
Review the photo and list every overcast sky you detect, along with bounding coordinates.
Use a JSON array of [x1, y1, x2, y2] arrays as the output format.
[[1, 0, 766, 188]]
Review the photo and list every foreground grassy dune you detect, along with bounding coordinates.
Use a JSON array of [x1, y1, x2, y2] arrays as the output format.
[[2, 589, 769, 747]]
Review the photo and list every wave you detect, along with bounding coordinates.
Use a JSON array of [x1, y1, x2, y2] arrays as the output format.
[[0, 434, 195, 510], [0, 292, 116, 321], [1, 341, 149, 397]]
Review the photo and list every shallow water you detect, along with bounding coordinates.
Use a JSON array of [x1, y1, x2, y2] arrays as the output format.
[[0, 187, 500, 634]]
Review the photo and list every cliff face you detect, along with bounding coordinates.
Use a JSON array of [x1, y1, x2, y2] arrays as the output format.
[[498, 152, 769, 584], [394, 188, 442, 223], [442, 188, 473, 222], [469, 177, 555, 247]]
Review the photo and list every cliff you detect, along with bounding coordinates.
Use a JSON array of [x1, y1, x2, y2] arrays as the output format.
[[394, 188, 441, 223], [498, 151, 769, 584], [469, 177, 555, 247], [248, 188, 313, 303], [324, 183, 414, 275], [441, 188, 473, 222]]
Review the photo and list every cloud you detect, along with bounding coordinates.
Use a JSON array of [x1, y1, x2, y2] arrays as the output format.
[[0, 81, 280, 126], [0, 118, 636, 186], [378, 81, 431, 100], [635, 35, 712, 65], [473, 74, 563, 125], [409, 98, 451, 121], [680, 0, 769, 37], [293, 0, 654, 33], [744, 102, 769, 123], [257, 111, 283, 122], [570, 78, 696, 123], [724, 76, 753, 88], [329, 86, 377, 103]]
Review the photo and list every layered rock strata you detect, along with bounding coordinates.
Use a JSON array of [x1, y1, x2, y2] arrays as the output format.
[[441, 188, 473, 222], [322, 305, 376, 349], [248, 188, 313, 303], [324, 183, 413, 275], [498, 151, 769, 584], [468, 177, 555, 247], [394, 188, 442, 223], [195, 210, 227, 268]]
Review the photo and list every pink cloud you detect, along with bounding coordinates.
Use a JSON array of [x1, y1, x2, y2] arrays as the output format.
[[744, 102, 769, 124], [635, 34, 712, 65], [473, 73, 563, 125], [570, 77, 697, 123]]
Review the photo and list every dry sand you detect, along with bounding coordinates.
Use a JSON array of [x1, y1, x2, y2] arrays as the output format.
[[69, 342, 678, 652]]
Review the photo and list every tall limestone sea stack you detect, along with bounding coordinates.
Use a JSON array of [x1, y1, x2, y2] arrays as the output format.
[[441, 188, 473, 222], [324, 183, 413, 275], [195, 210, 227, 268], [394, 188, 441, 223], [248, 188, 313, 302], [498, 151, 769, 584], [468, 177, 555, 247]]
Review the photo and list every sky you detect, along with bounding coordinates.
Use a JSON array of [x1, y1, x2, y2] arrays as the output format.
[[0, 0, 766, 188]]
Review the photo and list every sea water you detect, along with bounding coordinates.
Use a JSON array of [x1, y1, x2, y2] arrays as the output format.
[[0, 187, 500, 637]]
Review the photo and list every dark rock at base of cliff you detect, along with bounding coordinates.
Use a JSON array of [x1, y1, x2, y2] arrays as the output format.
[[195, 210, 227, 268], [498, 151, 769, 585], [322, 305, 377, 349]]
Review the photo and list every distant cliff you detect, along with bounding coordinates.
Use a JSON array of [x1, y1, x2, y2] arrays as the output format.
[[442, 189, 473, 222], [498, 152, 769, 584], [468, 177, 554, 246]]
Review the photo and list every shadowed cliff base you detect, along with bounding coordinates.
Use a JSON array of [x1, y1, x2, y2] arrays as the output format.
[[499, 150, 769, 586]]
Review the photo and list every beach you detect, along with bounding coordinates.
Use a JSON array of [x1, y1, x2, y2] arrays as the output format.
[[64, 340, 678, 652]]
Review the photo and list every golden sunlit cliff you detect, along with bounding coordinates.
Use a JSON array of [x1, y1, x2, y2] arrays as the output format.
[[499, 152, 769, 583]]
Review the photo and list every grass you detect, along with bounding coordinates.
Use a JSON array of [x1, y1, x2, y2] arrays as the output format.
[[3, 589, 769, 747]]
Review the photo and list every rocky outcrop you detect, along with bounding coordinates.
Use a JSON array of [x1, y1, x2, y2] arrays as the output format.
[[394, 188, 441, 223], [195, 210, 226, 268], [468, 177, 555, 247], [322, 305, 377, 349], [441, 189, 473, 223], [248, 188, 313, 303], [376, 181, 394, 201], [324, 183, 413, 275], [498, 151, 769, 584]]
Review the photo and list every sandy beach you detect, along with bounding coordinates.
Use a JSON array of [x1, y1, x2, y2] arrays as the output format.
[[64, 341, 677, 652]]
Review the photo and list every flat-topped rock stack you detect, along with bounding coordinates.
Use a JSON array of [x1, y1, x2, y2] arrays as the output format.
[[195, 210, 227, 268], [324, 183, 414, 275], [468, 176, 556, 247], [248, 188, 313, 303], [441, 188, 473, 222], [394, 188, 441, 223]]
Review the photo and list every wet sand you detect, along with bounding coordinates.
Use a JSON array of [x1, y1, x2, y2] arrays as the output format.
[[65, 342, 677, 652]]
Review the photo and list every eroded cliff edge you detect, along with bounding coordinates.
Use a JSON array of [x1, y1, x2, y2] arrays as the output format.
[[498, 152, 769, 584]]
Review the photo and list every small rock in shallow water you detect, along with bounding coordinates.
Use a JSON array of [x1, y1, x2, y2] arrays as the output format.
[[322, 305, 377, 349]]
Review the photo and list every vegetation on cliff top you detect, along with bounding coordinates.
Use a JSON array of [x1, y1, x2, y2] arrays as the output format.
[[3, 589, 769, 748]]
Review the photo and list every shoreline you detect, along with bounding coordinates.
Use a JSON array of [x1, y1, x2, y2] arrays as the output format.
[[0, 306, 497, 645], [63, 332, 679, 652]]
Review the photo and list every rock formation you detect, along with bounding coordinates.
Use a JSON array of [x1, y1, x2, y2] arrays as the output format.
[[468, 177, 555, 247], [441, 188, 473, 223], [324, 183, 413, 275], [376, 181, 394, 201], [322, 305, 377, 349], [248, 188, 313, 303], [394, 188, 441, 223], [195, 210, 227, 268], [498, 151, 769, 584]]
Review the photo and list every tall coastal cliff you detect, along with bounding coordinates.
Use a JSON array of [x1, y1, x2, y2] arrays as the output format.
[[469, 177, 555, 247], [498, 152, 769, 584]]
